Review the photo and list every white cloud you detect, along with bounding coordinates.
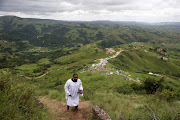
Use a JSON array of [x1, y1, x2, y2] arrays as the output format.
[[0, 0, 179, 22]]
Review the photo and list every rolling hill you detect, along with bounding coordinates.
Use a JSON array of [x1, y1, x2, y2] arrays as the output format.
[[0, 16, 179, 50], [0, 16, 180, 120]]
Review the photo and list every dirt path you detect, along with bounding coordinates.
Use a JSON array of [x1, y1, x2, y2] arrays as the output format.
[[21, 67, 68, 79], [21, 49, 123, 80], [39, 96, 93, 120]]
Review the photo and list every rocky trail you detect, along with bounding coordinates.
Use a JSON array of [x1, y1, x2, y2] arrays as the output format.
[[39, 96, 93, 120]]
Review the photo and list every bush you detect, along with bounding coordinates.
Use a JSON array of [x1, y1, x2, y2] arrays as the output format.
[[131, 83, 145, 94], [116, 84, 134, 94], [0, 70, 47, 120], [143, 77, 164, 94], [156, 89, 180, 102], [130, 77, 180, 101]]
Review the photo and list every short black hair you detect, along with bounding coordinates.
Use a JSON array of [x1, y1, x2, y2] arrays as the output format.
[[73, 74, 78, 77]]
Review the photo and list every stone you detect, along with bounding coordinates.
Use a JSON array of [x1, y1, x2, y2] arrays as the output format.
[[92, 105, 111, 120]]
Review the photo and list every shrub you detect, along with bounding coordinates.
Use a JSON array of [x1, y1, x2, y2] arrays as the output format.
[[0, 70, 47, 119], [143, 77, 164, 94], [131, 83, 145, 94], [116, 84, 134, 94], [156, 89, 180, 102]]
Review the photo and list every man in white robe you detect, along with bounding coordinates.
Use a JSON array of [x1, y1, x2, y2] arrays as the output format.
[[64, 74, 83, 110]]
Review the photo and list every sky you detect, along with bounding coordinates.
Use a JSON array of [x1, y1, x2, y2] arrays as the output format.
[[0, 0, 179, 22]]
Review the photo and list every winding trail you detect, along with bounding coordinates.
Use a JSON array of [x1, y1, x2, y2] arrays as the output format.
[[20, 67, 68, 79], [82, 49, 141, 83], [20, 49, 140, 83], [20, 71, 51, 79], [20, 49, 124, 80], [39, 96, 93, 120], [21, 48, 165, 82]]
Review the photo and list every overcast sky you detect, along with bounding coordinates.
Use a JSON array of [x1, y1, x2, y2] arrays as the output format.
[[0, 0, 179, 22]]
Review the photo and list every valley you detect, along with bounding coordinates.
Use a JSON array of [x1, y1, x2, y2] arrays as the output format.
[[0, 16, 180, 120]]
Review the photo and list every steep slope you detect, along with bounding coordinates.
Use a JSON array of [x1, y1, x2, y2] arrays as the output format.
[[109, 45, 180, 77]]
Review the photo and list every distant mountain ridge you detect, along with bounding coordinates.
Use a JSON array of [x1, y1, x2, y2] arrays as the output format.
[[0, 15, 179, 51], [1, 15, 180, 26]]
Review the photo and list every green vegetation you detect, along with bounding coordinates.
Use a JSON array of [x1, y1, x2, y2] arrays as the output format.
[[0, 16, 180, 50], [108, 43, 180, 78], [109, 49, 179, 75], [0, 70, 51, 120], [79, 72, 180, 119], [0, 16, 180, 119]]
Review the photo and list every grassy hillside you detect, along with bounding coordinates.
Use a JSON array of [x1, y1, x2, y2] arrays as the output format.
[[0, 16, 180, 120], [25, 64, 180, 119], [109, 49, 179, 74], [15, 42, 179, 119], [80, 72, 180, 119], [0, 70, 52, 120], [1, 43, 180, 119], [109, 43, 180, 77], [0, 16, 180, 50]]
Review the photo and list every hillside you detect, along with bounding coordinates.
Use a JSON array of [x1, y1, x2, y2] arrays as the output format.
[[0, 16, 180, 120], [0, 15, 179, 70], [109, 43, 180, 77], [0, 16, 180, 50]]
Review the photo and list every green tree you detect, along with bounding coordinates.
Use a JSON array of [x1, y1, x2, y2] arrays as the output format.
[[143, 77, 164, 94]]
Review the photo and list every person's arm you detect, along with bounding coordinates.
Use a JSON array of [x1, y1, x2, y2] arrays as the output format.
[[64, 80, 71, 96]]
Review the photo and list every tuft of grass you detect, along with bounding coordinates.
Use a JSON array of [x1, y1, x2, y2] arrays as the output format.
[[35, 89, 49, 96], [49, 90, 59, 99]]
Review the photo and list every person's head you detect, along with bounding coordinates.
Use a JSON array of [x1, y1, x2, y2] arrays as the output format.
[[73, 74, 78, 80]]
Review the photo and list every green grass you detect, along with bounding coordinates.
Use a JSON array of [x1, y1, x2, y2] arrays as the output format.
[[54, 44, 109, 68], [4, 42, 180, 119], [109, 49, 180, 75], [16, 64, 38, 71], [0, 70, 52, 120], [1, 16, 180, 119], [35, 89, 50, 96], [74, 71, 180, 119], [38, 58, 51, 65], [166, 42, 180, 49], [14, 53, 180, 120], [80, 71, 180, 119], [89, 92, 180, 119], [15, 63, 47, 77], [49, 90, 60, 99]]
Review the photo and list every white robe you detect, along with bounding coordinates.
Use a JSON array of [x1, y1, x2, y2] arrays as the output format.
[[64, 79, 83, 106]]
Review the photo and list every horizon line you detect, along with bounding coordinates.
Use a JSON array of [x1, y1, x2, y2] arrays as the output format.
[[1, 15, 180, 24]]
